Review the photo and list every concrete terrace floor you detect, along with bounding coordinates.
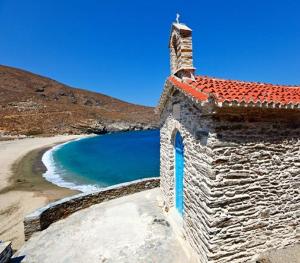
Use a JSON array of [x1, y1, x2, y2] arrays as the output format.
[[14, 189, 195, 263]]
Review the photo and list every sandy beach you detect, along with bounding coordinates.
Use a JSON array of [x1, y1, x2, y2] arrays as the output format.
[[0, 135, 85, 250]]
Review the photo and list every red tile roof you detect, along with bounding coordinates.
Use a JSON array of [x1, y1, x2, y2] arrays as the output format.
[[168, 75, 300, 109]]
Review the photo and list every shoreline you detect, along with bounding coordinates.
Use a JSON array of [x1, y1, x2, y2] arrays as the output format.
[[6, 145, 80, 200], [0, 135, 86, 250], [42, 136, 102, 193]]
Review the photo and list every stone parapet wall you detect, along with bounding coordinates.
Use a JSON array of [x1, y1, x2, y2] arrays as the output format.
[[24, 178, 160, 241]]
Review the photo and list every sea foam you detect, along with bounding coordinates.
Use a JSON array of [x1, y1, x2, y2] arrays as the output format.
[[42, 130, 160, 193], [42, 138, 101, 193]]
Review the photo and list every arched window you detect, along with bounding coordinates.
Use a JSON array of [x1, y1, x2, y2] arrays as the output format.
[[170, 35, 179, 73], [172, 35, 178, 57]]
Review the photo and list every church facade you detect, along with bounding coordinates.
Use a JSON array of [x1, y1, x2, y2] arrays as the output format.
[[157, 21, 300, 263]]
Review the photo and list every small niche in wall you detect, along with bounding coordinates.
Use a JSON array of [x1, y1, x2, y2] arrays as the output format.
[[173, 103, 181, 120], [196, 129, 209, 145]]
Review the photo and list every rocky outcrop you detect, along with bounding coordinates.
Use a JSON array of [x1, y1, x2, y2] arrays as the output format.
[[73, 120, 158, 134]]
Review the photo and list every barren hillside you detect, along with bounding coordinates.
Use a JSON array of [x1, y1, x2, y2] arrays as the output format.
[[0, 65, 158, 136]]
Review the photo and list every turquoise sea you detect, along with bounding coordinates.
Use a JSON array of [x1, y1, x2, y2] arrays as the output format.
[[42, 130, 160, 192]]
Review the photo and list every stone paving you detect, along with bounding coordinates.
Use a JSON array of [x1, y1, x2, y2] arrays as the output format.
[[14, 189, 195, 263]]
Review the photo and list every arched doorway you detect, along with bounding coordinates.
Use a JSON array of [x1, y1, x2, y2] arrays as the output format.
[[174, 132, 184, 215]]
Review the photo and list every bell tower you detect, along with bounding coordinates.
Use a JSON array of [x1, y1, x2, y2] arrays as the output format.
[[169, 15, 195, 79]]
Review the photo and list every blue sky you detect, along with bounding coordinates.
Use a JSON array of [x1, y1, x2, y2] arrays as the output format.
[[0, 0, 299, 106]]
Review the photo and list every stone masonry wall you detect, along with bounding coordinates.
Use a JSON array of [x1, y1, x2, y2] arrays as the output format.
[[160, 92, 300, 263], [207, 108, 300, 262], [24, 178, 159, 241], [160, 91, 216, 263]]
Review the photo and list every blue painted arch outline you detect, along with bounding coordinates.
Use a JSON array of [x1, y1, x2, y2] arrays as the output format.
[[174, 131, 184, 216]]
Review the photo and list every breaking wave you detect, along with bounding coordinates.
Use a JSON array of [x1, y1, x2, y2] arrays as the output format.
[[41, 130, 160, 193], [42, 138, 101, 193]]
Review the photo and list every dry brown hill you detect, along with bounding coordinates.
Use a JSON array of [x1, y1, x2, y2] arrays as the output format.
[[0, 65, 158, 136]]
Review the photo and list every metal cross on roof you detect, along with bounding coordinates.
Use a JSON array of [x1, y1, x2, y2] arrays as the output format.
[[176, 13, 180, 24]]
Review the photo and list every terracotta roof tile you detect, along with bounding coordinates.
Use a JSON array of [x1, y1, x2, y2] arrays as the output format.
[[169, 76, 209, 101], [169, 75, 300, 108]]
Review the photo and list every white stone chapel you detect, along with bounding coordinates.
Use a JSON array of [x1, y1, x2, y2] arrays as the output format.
[[157, 20, 300, 263]]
